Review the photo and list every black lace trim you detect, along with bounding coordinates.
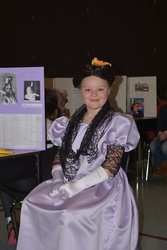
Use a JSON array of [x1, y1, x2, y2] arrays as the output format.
[[102, 145, 125, 176], [60, 101, 114, 180]]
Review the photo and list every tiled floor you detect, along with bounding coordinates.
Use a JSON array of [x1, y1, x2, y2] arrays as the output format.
[[135, 177, 167, 249], [0, 163, 167, 250], [129, 160, 167, 250]]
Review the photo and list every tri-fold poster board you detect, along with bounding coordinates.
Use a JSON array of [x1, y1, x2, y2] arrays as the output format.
[[127, 76, 157, 118], [0, 67, 45, 150]]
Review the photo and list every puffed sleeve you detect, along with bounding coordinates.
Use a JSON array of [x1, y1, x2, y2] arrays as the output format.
[[107, 113, 140, 152], [48, 116, 69, 147]]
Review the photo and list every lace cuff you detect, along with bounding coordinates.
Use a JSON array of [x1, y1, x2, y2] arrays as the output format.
[[102, 145, 124, 176]]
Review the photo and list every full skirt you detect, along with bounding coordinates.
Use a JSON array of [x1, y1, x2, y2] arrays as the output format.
[[16, 168, 138, 250]]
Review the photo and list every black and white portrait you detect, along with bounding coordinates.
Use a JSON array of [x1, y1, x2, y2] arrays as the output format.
[[135, 82, 149, 92], [0, 73, 18, 104], [24, 81, 40, 101]]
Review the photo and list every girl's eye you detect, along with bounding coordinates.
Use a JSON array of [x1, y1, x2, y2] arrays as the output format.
[[85, 89, 90, 92], [98, 88, 104, 91]]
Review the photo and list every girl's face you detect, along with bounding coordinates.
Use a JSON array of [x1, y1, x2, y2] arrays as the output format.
[[80, 76, 111, 112]]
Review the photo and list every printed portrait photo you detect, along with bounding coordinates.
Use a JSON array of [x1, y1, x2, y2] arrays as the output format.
[[0, 73, 18, 105], [24, 81, 40, 101]]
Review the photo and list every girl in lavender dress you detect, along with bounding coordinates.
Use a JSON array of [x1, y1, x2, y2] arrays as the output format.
[[17, 58, 140, 250]]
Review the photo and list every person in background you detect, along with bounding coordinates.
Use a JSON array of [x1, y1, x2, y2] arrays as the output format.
[[150, 84, 167, 177], [40, 89, 61, 181], [17, 57, 140, 250], [45, 88, 61, 148]]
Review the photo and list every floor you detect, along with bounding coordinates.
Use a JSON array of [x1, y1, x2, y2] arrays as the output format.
[[0, 160, 167, 250], [135, 178, 167, 249]]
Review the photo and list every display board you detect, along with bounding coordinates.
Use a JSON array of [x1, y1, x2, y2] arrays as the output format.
[[127, 76, 157, 118], [109, 75, 127, 113], [0, 67, 45, 150], [53, 77, 83, 116]]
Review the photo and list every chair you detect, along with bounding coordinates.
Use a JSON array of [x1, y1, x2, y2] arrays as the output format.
[[0, 153, 40, 241], [135, 117, 156, 181], [143, 143, 151, 181], [121, 152, 130, 173], [142, 137, 155, 182]]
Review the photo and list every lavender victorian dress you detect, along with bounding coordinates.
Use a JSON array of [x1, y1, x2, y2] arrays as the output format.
[[17, 112, 140, 250]]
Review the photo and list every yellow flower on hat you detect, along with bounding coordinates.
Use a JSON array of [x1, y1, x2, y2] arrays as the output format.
[[91, 57, 112, 67]]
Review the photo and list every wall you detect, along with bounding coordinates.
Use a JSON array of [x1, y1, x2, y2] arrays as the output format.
[[0, 1, 166, 83]]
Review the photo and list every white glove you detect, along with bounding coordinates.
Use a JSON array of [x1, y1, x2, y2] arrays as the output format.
[[53, 166, 108, 199], [50, 165, 64, 197], [52, 165, 64, 181]]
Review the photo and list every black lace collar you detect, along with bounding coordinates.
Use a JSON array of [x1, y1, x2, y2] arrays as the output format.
[[60, 101, 114, 180]]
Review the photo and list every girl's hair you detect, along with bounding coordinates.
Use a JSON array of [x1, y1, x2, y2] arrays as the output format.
[[73, 63, 115, 88]]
